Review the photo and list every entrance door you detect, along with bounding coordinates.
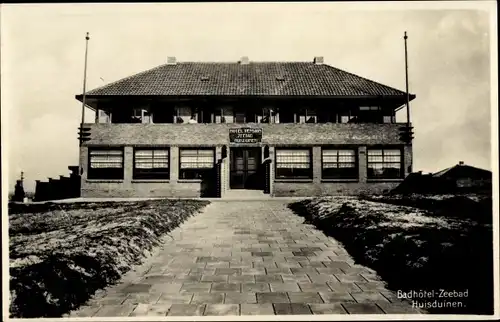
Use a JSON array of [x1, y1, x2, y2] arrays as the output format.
[[230, 148, 262, 189]]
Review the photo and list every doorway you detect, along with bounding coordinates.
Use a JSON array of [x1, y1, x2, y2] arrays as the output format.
[[230, 147, 263, 189]]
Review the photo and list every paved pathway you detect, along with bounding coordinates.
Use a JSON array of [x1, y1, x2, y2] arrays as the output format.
[[69, 201, 422, 317]]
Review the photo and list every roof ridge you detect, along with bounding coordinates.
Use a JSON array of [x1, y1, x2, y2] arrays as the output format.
[[322, 64, 412, 96], [176, 61, 312, 64]]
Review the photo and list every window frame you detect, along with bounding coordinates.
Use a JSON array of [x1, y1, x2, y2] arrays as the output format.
[[87, 147, 124, 180], [321, 147, 359, 180], [132, 147, 170, 180], [274, 147, 313, 180], [366, 147, 404, 180], [178, 147, 216, 180]]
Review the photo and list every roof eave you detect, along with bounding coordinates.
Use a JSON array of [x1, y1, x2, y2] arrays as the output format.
[[76, 94, 415, 100]]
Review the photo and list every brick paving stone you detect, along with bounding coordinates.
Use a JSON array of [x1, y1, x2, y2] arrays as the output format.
[[355, 281, 388, 291], [269, 282, 300, 292], [323, 261, 351, 270], [255, 275, 283, 283], [191, 293, 225, 304], [281, 274, 311, 284], [204, 304, 240, 316], [299, 283, 333, 293], [327, 282, 363, 293], [241, 282, 271, 293], [211, 282, 241, 292], [291, 267, 319, 275], [316, 267, 344, 275], [287, 292, 324, 304], [256, 292, 290, 304], [215, 268, 241, 275], [342, 303, 385, 314], [302, 247, 323, 252], [188, 268, 206, 275], [342, 266, 375, 275], [229, 275, 255, 283], [119, 283, 152, 293], [94, 304, 137, 317], [206, 262, 230, 268], [320, 292, 356, 303], [241, 267, 266, 275], [300, 261, 326, 268], [335, 273, 367, 283], [201, 274, 228, 282], [266, 267, 292, 275], [150, 282, 183, 293], [122, 293, 161, 305], [241, 303, 275, 315], [130, 303, 172, 316], [292, 251, 317, 257], [180, 282, 212, 293], [173, 274, 202, 283], [277, 262, 302, 268], [308, 274, 340, 283], [273, 303, 312, 314], [167, 304, 206, 316], [229, 262, 254, 268], [286, 256, 310, 262], [224, 292, 257, 304], [310, 303, 347, 314], [157, 293, 193, 304], [351, 291, 391, 303], [253, 261, 278, 268]]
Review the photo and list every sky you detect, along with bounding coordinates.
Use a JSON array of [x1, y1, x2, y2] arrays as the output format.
[[1, 2, 496, 192]]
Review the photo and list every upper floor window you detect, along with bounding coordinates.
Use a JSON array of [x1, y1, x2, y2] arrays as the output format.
[[132, 108, 151, 123], [175, 106, 195, 124], [216, 106, 234, 123], [275, 148, 312, 179], [88, 148, 124, 180], [322, 149, 358, 179], [339, 110, 356, 123], [367, 148, 402, 179], [298, 108, 317, 123], [179, 148, 215, 179], [258, 107, 276, 123], [133, 148, 169, 180]]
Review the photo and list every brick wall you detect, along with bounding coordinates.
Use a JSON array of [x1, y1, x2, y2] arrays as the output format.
[[80, 123, 412, 197], [83, 123, 405, 146]]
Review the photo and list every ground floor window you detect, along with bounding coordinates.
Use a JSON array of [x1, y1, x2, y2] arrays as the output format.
[[133, 148, 169, 179], [367, 148, 402, 179], [322, 148, 358, 179], [88, 148, 124, 179], [179, 148, 215, 179], [275, 148, 312, 179]]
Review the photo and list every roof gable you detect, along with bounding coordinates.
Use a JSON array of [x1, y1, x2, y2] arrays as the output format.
[[79, 61, 416, 98]]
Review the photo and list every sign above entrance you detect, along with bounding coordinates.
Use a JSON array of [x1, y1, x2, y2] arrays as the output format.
[[229, 128, 263, 143]]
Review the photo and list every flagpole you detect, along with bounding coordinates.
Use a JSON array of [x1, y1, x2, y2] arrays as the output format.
[[80, 32, 90, 146], [404, 31, 410, 127]]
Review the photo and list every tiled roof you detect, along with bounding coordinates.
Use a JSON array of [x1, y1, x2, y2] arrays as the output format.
[[433, 163, 492, 178], [81, 62, 415, 98]]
